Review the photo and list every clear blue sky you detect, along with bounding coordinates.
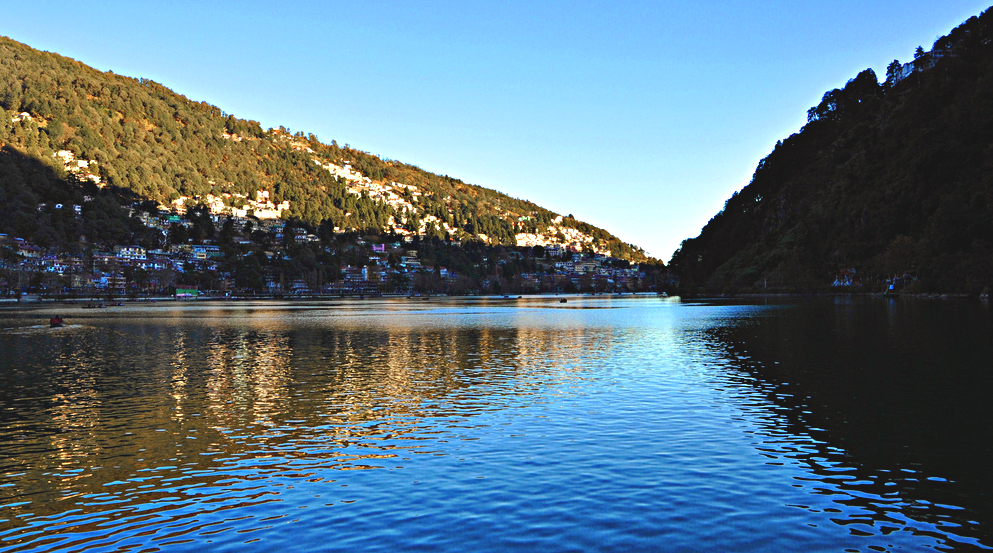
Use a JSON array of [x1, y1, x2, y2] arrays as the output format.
[[4, 1, 990, 260]]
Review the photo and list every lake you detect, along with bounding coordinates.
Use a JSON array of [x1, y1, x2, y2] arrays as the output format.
[[0, 296, 990, 552]]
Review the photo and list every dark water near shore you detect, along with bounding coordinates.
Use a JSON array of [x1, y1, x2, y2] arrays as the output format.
[[0, 296, 990, 552]]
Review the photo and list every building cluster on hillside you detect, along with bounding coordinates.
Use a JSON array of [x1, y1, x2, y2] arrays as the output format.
[[5, 137, 642, 298], [310, 159, 613, 254], [170, 191, 289, 220], [514, 215, 610, 256], [0, 198, 648, 299], [53, 149, 104, 186]]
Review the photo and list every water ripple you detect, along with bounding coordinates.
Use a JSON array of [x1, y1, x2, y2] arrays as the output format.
[[0, 297, 990, 551]]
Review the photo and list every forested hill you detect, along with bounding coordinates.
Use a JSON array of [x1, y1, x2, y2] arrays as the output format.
[[0, 36, 647, 261], [669, 6, 993, 295]]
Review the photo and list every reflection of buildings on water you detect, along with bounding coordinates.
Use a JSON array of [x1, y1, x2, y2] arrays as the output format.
[[140, 314, 619, 480], [296, 322, 613, 411], [0, 307, 618, 542], [160, 313, 619, 468], [201, 327, 292, 429], [44, 377, 103, 505]]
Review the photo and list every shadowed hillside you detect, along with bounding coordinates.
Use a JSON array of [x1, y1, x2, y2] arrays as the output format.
[[670, 6, 993, 295]]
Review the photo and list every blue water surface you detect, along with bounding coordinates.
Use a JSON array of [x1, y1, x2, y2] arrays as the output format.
[[0, 296, 989, 552]]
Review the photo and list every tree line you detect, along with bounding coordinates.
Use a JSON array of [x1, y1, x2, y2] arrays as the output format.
[[670, 6, 993, 295]]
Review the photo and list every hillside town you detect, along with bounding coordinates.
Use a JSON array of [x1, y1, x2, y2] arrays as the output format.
[[0, 189, 657, 300]]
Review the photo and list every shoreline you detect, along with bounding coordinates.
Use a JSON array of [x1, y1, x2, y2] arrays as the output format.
[[0, 291, 660, 308], [673, 291, 989, 302], [1, 290, 988, 310]]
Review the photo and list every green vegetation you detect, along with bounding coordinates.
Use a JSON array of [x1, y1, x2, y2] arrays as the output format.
[[0, 35, 647, 261], [670, 6, 993, 295]]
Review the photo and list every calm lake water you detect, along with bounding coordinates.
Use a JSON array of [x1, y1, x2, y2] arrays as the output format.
[[0, 296, 990, 552]]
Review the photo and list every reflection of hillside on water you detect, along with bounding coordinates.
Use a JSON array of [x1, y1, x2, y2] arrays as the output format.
[[700, 297, 993, 550], [0, 308, 612, 528]]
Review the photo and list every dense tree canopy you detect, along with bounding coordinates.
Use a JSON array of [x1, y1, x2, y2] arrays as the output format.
[[671, 6, 993, 295], [0, 35, 646, 260]]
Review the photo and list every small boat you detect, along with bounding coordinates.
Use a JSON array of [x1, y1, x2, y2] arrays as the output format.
[[49, 315, 64, 328]]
